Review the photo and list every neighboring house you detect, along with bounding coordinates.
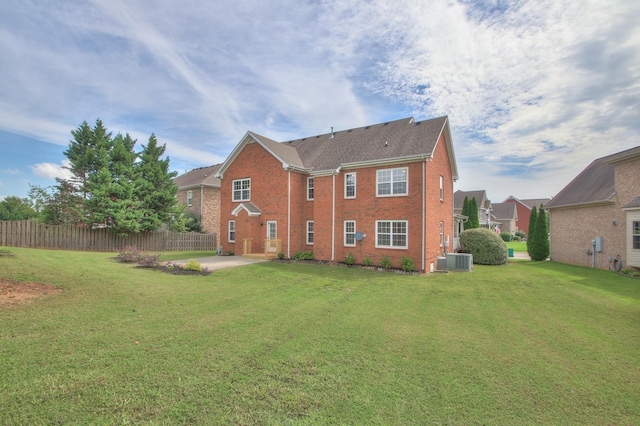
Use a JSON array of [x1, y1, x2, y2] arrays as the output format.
[[545, 146, 640, 270], [491, 202, 518, 234], [173, 164, 222, 237], [454, 190, 496, 228], [503, 196, 551, 235], [215, 116, 459, 272]]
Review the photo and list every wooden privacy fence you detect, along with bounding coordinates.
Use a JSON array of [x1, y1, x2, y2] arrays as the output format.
[[0, 220, 217, 252]]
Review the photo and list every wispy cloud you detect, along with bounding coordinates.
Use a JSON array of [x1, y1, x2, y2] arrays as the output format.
[[0, 0, 638, 200], [31, 160, 72, 181]]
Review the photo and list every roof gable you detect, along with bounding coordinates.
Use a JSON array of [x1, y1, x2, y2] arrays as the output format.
[[174, 164, 222, 189], [216, 116, 458, 179], [544, 147, 640, 209], [492, 202, 517, 220], [454, 190, 488, 210]]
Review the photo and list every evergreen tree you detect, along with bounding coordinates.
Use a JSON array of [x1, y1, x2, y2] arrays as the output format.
[[64, 119, 113, 199], [468, 197, 480, 229], [530, 205, 550, 261], [527, 205, 538, 255], [136, 134, 180, 231], [461, 196, 471, 230], [29, 180, 84, 225]]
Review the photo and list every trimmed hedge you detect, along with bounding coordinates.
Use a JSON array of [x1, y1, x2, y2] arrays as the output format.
[[459, 228, 508, 265]]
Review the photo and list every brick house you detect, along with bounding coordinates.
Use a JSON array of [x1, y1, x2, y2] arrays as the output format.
[[545, 146, 640, 270], [503, 196, 551, 236], [174, 164, 222, 237], [215, 116, 459, 272]]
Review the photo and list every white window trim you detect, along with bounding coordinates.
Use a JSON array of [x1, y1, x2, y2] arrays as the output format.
[[266, 220, 277, 240], [376, 167, 408, 197], [344, 220, 356, 247], [375, 220, 408, 249], [187, 190, 193, 207], [633, 220, 640, 250], [306, 220, 314, 245], [228, 220, 235, 243], [307, 177, 314, 201], [232, 178, 251, 202], [439, 175, 444, 201], [439, 221, 444, 247], [344, 172, 356, 199]]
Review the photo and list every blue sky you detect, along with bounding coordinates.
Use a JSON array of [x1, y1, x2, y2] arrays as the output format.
[[1, 0, 639, 203]]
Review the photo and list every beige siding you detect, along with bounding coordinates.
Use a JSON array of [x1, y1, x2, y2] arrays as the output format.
[[627, 210, 640, 267]]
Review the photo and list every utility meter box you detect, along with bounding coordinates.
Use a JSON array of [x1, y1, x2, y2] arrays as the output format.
[[593, 236, 603, 252]]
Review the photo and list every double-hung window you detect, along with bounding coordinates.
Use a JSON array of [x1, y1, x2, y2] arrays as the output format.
[[232, 178, 250, 201], [377, 167, 408, 196], [376, 220, 408, 249], [345, 173, 356, 199], [187, 190, 193, 206], [634, 221, 640, 249], [439, 221, 444, 246], [307, 221, 314, 245], [344, 221, 356, 247], [307, 177, 314, 200], [228, 220, 236, 243], [439, 175, 444, 201]]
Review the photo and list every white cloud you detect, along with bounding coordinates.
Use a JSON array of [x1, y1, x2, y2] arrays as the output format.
[[31, 160, 72, 181]]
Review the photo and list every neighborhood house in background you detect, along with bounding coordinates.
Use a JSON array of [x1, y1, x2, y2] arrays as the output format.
[[214, 116, 458, 273], [174, 164, 222, 237], [545, 145, 640, 270]]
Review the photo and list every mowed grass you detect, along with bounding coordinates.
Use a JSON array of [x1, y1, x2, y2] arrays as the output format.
[[506, 241, 528, 252], [1, 248, 639, 424]]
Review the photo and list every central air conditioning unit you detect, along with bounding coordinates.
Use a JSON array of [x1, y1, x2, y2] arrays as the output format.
[[445, 253, 473, 271]]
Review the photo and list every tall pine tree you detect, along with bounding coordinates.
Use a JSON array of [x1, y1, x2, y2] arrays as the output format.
[[461, 196, 471, 230], [527, 205, 538, 256], [136, 134, 181, 232]]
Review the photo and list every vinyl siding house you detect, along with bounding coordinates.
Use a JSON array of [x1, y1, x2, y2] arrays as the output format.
[[454, 190, 496, 229], [174, 164, 222, 237], [491, 202, 518, 234], [215, 116, 459, 272], [545, 146, 640, 270]]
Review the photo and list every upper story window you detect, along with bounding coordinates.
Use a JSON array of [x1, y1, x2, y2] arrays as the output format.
[[232, 178, 250, 202], [307, 177, 314, 201], [345, 172, 356, 199], [187, 190, 193, 206], [439, 175, 444, 201], [377, 167, 408, 196]]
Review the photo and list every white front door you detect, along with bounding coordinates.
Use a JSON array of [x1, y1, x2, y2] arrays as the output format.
[[266, 221, 277, 252]]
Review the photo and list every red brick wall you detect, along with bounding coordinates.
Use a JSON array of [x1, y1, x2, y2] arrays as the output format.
[[220, 135, 456, 272]]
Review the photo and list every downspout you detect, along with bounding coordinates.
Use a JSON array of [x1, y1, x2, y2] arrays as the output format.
[[331, 167, 342, 262], [199, 184, 204, 219], [288, 170, 291, 258], [422, 159, 426, 272]]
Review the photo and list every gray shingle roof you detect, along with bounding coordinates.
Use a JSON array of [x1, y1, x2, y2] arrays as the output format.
[[285, 116, 448, 171], [623, 196, 640, 209], [519, 198, 551, 209], [174, 164, 222, 189], [546, 145, 640, 209], [492, 202, 517, 220], [454, 190, 488, 210]]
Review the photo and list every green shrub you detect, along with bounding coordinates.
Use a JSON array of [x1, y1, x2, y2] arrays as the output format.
[[459, 228, 508, 265], [514, 236, 521, 242], [379, 255, 392, 269], [515, 231, 526, 240], [277, 252, 285, 260], [344, 252, 355, 265], [500, 232, 514, 242], [182, 259, 202, 272], [401, 256, 415, 272], [225, 250, 234, 256], [292, 251, 314, 261], [363, 257, 374, 267]]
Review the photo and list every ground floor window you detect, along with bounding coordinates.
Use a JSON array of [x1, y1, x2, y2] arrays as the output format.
[[344, 221, 356, 246], [307, 221, 314, 245], [376, 220, 408, 249], [440, 221, 444, 246], [633, 221, 640, 249], [228, 220, 235, 243]]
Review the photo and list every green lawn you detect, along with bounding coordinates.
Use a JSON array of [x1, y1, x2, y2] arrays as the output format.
[[1, 248, 639, 424], [506, 241, 528, 252]]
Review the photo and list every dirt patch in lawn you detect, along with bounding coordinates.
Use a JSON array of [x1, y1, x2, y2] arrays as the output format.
[[0, 279, 61, 307]]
